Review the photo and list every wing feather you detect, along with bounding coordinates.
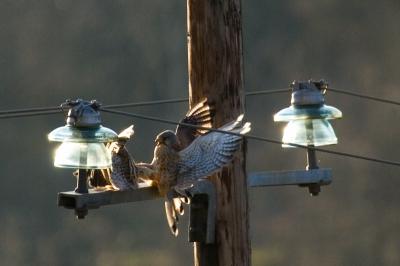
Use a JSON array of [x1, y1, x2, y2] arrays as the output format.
[[175, 116, 251, 189], [175, 98, 215, 150]]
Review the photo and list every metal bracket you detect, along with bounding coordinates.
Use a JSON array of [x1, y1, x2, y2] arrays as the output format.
[[248, 168, 332, 196], [186, 180, 216, 244]]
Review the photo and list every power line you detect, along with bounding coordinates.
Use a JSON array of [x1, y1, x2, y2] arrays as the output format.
[[1, 99, 399, 167], [0, 99, 189, 119], [100, 107, 400, 167], [5, 86, 400, 119], [0, 110, 63, 118], [0, 106, 61, 114], [104, 98, 189, 108], [246, 88, 291, 96], [328, 88, 400, 106], [0, 89, 291, 119], [2, 87, 400, 167], [1, 87, 400, 119]]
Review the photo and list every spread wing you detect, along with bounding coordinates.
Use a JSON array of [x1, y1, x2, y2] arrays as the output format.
[[175, 115, 251, 189], [175, 97, 215, 150]]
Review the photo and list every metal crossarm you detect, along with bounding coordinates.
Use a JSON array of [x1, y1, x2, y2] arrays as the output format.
[[248, 169, 332, 196], [58, 180, 217, 243]]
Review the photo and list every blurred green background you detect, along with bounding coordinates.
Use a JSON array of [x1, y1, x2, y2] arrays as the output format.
[[1, 1, 400, 265]]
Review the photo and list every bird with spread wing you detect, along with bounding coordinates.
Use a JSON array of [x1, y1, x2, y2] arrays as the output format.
[[140, 98, 251, 236], [84, 97, 250, 237]]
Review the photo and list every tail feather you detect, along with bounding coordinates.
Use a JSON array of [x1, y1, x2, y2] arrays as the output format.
[[165, 189, 179, 236], [164, 188, 191, 236]]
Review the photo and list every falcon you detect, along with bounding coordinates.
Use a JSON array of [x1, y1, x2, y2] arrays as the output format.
[[88, 125, 157, 190], [155, 115, 250, 191], [105, 125, 140, 190], [141, 99, 251, 236]]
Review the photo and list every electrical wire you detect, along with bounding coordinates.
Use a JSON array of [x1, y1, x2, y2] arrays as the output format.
[[1, 92, 399, 167], [2, 87, 400, 166], [2, 87, 400, 119], [104, 98, 189, 108], [100, 107, 400, 167], [0, 110, 63, 118], [246, 88, 291, 96], [0, 99, 189, 119], [0, 89, 291, 119], [0, 106, 61, 114], [328, 88, 400, 106]]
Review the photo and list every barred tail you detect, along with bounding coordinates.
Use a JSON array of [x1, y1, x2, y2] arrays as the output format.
[[165, 189, 179, 236]]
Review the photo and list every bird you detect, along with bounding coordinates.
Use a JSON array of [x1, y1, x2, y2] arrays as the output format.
[[137, 97, 216, 235], [141, 98, 251, 236], [105, 125, 139, 190], [87, 125, 157, 191], [153, 114, 251, 192]]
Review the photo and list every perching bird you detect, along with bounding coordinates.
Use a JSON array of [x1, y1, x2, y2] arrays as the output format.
[[88, 125, 157, 191], [105, 125, 140, 190], [143, 99, 251, 236]]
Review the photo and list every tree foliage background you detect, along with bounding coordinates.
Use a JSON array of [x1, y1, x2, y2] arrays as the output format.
[[1, 1, 400, 265]]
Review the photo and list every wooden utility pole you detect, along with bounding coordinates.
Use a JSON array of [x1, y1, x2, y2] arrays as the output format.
[[187, 0, 251, 265]]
